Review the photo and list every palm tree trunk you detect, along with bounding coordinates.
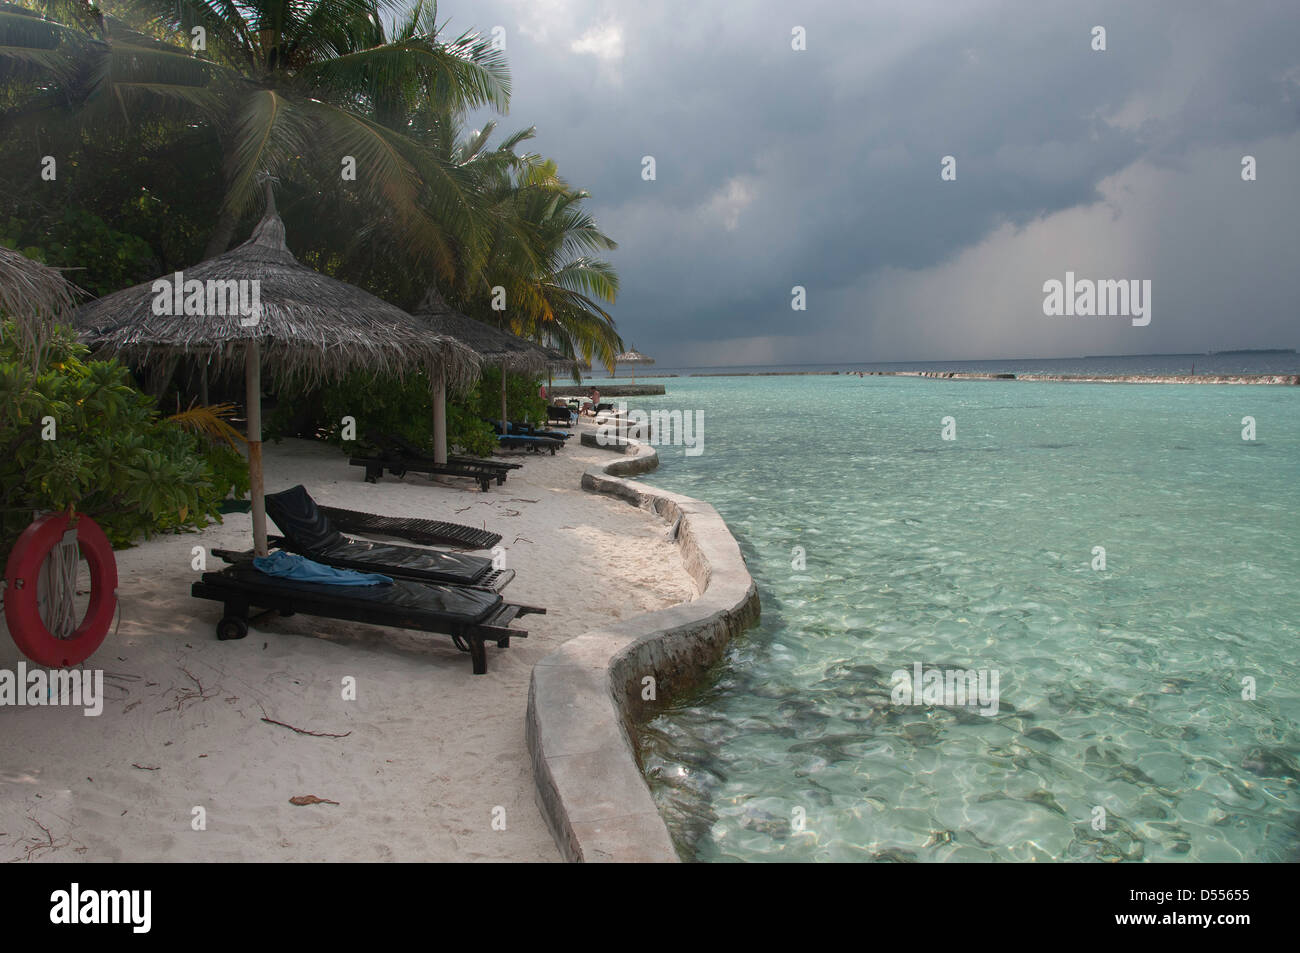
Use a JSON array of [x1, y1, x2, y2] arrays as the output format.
[[202, 207, 241, 260], [501, 360, 508, 432], [432, 369, 447, 464], [203, 131, 240, 259]]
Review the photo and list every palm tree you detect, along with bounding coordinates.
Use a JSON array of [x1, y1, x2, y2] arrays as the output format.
[[3, 0, 627, 377], [442, 123, 623, 371], [0, 0, 509, 270]]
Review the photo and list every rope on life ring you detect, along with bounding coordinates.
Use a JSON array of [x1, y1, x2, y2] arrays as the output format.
[[3, 512, 117, 667]]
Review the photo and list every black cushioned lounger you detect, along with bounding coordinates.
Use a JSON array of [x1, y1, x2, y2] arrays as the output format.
[[263, 485, 513, 591], [315, 505, 502, 549], [191, 564, 543, 674]]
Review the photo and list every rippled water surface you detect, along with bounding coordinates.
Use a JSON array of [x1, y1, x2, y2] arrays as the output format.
[[634, 376, 1300, 862]]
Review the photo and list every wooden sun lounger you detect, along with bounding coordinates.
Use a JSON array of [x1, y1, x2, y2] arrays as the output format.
[[511, 424, 571, 440], [192, 563, 544, 674], [546, 405, 577, 426], [210, 544, 514, 592], [350, 455, 495, 490], [487, 417, 571, 441], [357, 435, 518, 487], [373, 435, 520, 483], [483, 422, 563, 454]]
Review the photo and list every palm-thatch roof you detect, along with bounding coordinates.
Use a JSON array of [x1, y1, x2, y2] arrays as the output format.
[[540, 344, 581, 372], [73, 213, 479, 391], [410, 287, 563, 375], [0, 244, 81, 363]]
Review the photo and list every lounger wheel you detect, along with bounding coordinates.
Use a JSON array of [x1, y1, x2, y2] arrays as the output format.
[[217, 616, 249, 641]]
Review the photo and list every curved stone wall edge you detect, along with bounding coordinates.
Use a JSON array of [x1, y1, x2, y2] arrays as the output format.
[[525, 438, 760, 862]]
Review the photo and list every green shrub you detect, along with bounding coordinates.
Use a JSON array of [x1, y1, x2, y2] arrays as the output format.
[[2, 210, 158, 298], [317, 369, 436, 449], [269, 367, 544, 460], [447, 398, 497, 457], [474, 365, 548, 429], [0, 324, 244, 550]]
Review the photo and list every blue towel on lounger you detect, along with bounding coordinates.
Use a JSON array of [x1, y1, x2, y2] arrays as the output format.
[[253, 550, 393, 586]]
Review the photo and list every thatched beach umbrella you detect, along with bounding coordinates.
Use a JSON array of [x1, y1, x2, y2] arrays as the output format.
[[75, 195, 479, 556], [613, 347, 655, 383], [410, 288, 571, 461], [540, 345, 580, 391], [0, 245, 80, 367]]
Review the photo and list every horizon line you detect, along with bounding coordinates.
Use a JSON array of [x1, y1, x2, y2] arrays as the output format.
[[630, 349, 1297, 370]]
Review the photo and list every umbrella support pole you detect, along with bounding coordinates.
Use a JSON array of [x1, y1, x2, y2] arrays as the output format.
[[501, 360, 508, 433], [433, 370, 447, 465], [245, 342, 268, 557]]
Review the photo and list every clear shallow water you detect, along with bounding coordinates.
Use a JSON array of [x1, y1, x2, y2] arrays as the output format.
[[635, 376, 1300, 862]]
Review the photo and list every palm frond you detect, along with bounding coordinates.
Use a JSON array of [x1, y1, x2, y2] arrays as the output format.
[[551, 257, 620, 301], [221, 87, 314, 220], [299, 32, 509, 115], [166, 401, 246, 447]]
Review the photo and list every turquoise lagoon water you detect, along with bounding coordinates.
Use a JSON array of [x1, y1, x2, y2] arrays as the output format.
[[632, 376, 1300, 862]]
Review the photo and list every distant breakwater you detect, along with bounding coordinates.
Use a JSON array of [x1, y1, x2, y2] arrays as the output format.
[[581, 371, 1298, 384], [551, 383, 666, 396], [883, 371, 1300, 385]]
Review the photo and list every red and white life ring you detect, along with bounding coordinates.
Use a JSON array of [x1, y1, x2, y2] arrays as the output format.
[[3, 512, 117, 667]]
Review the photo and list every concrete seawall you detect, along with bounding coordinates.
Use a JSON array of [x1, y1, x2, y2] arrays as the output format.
[[525, 438, 760, 862]]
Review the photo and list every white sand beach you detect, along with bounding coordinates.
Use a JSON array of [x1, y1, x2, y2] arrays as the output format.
[[0, 432, 695, 863]]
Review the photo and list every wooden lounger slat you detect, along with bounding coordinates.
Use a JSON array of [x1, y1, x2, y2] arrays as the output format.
[[449, 454, 523, 473]]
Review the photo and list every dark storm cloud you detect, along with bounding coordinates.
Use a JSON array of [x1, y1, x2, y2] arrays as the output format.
[[449, 0, 1300, 364]]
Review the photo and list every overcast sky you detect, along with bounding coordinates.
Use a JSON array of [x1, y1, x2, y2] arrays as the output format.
[[448, 0, 1300, 366]]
